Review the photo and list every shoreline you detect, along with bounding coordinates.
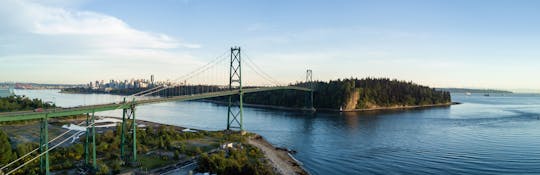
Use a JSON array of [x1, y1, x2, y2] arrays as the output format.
[[99, 116, 310, 175], [202, 100, 460, 113], [248, 134, 309, 175], [318, 102, 461, 112]]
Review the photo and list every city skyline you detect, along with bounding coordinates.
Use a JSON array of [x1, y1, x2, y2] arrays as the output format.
[[2, 0, 540, 91]]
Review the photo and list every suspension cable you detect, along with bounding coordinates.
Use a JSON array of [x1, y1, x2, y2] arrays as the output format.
[[135, 50, 229, 97], [5, 122, 97, 175], [138, 51, 229, 96], [244, 60, 281, 86], [0, 120, 87, 171], [243, 52, 283, 86]]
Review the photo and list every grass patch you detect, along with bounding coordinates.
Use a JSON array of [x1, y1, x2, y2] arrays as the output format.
[[138, 155, 175, 169]]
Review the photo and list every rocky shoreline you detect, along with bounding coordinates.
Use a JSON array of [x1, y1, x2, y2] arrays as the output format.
[[318, 102, 460, 112], [205, 99, 459, 113], [248, 134, 309, 175]]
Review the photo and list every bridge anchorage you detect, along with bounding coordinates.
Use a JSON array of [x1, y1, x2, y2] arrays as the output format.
[[0, 46, 314, 175]]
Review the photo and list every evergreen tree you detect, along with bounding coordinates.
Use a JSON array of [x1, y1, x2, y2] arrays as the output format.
[[0, 130, 14, 164]]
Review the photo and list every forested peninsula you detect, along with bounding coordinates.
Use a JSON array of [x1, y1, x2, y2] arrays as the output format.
[[236, 78, 452, 111]]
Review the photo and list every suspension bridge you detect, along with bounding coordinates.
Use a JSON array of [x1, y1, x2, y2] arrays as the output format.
[[0, 47, 314, 175]]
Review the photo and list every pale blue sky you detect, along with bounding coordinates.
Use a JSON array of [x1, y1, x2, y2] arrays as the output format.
[[1, 0, 540, 90]]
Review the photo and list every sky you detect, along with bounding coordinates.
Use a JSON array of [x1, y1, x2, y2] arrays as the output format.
[[1, 0, 540, 91]]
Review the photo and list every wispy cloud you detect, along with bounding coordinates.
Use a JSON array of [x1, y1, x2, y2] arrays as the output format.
[[0, 0, 200, 58], [0, 0, 203, 83]]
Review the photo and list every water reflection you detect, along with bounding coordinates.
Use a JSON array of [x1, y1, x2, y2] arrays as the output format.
[[342, 112, 359, 132]]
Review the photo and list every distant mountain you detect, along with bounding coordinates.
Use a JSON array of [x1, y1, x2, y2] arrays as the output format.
[[436, 88, 512, 94]]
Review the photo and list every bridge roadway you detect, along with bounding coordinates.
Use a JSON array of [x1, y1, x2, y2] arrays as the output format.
[[0, 86, 311, 122]]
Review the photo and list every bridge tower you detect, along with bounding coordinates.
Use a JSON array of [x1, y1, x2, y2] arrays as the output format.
[[306, 69, 315, 110], [227, 47, 244, 131]]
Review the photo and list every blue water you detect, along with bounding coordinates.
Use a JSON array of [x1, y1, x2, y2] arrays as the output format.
[[14, 90, 540, 174]]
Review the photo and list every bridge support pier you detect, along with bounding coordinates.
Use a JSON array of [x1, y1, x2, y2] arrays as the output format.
[[120, 98, 126, 161], [91, 111, 97, 169], [39, 114, 50, 175], [84, 114, 90, 164], [84, 112, 97, 172], [305, 90, 314, 111], [130, 99, 137, 166], [119, 98, 137, 166]]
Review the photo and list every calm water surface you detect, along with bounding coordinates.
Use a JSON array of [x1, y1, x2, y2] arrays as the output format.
[[14, 90, 540, 174]]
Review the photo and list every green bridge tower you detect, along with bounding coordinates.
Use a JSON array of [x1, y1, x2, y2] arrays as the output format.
[[227, 46, 244, 131], [306, 69, 315, 110]]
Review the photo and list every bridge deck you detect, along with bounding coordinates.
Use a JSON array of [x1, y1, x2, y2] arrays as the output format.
[[0, 86, 311, 122]]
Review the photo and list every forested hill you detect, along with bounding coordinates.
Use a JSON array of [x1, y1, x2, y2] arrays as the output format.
[[234, 78, 451, 111]]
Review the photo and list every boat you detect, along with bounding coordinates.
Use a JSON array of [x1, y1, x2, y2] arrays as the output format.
[[484, 94, 490, 97], [465, 92, 472, 96]]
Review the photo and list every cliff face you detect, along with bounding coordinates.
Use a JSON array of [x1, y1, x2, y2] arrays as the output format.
[[343, 90, 359, 110], [342, 89, 381, 110]]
